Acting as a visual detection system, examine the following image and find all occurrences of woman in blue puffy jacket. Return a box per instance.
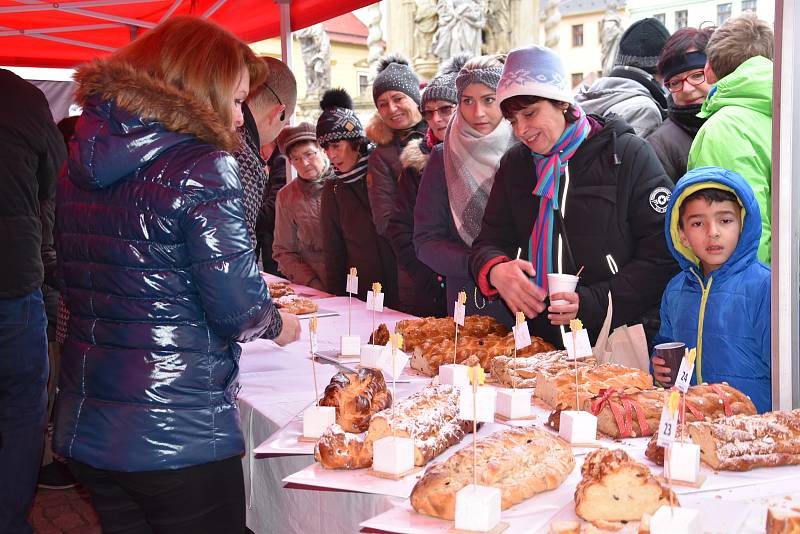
[54,16,300,533]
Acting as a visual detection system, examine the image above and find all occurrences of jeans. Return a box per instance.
[68,455,246,534]
[0,289,48,534]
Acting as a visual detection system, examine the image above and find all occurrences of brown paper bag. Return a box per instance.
[592,291,650,371]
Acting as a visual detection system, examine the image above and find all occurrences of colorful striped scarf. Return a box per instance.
[529,107,590,291]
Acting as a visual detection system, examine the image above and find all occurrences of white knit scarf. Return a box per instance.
[443,111,514,246]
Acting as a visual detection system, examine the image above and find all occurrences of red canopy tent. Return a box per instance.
[0,0,376,67]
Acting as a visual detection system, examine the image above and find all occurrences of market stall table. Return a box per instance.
[238,295,415,534]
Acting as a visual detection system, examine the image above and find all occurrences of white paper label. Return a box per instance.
[513,322,532,350]
[366,291,384,312]
[346,274,358,295]
[562,329,593,360]
[656,399,680,447]
[310,331,318,354]
[454,301,466,326]
[674,355,695,393]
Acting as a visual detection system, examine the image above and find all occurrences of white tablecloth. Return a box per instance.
[238,296,414,534]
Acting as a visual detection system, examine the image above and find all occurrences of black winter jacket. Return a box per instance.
[469,115,678,346]
[386,138,446,317]
[0,69,66,298]
[321,171,398,307]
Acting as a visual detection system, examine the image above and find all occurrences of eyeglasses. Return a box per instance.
[264,84,286,122]
[289,149,320,165]
[422,104,456,121]
[665,71,706,93]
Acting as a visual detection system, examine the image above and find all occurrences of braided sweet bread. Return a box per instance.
[410,427,575,520]
[318,368,392,433]
[267,282,294,299]
[491,351,595,389]
[274,294,318,315]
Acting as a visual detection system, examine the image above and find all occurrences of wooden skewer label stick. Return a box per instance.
[453,291,466,364]
[346,267,358,335]
[310,315,319,405]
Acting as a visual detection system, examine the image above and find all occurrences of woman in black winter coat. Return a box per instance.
[469,45,677,347]
[318,89,398,306]
[647,27,714,183]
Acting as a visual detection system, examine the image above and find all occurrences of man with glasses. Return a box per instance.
[272,123,333,290]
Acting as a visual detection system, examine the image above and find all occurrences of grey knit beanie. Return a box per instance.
[372,54,421,105]
[455,55,506,100]
[421,54,470,108]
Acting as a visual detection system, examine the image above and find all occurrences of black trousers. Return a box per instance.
[68,455,245,534]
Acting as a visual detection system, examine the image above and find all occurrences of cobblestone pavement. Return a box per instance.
[30,487,101,534]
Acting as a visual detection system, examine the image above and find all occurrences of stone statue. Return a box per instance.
[366,4,385,82]
[296,24,331,98]
[543,0,560,50]
[483,0,512,55]
[600,1,623,76]
[431,0,486,61]
[413,0,439,63]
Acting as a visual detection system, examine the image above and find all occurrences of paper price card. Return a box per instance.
[674,348,697,393]
[454,291,466,326]
[562,319,592,360]
[309,316,319,355]
[366,282,384,312]
[657,390,681,447]
[346,267,358,295]
[513,312,532,350]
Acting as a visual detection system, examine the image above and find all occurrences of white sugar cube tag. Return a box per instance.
[561,328,592,360]
[366,291,384,312]
[674,355,695,393]
[346,274,358,295]
[513,321,531,350]
[454,301,466,326]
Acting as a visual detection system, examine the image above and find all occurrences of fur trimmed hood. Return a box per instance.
[399,138,430,173]
[365,112,395,146]
[75,59,238,151]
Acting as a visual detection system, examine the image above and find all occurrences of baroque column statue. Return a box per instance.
[543,0,560,50]
[483,0,512,55]
[412,0,439,78]
[297,24,331,99]
[600,1,623,75]
[431,0,486,61]
[366,3,386,82]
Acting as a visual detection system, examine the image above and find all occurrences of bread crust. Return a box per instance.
[319,368,392,433]
[535,364,653,410]
[574,448,677,523]
[314,424,372,469]
[410,427,575,520]
[491,351,595,389]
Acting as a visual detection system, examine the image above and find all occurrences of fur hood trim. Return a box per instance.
[399,138,429,172]
[74,59,238,151]
[365,112,396,146]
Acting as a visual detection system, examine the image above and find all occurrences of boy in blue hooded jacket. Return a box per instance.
[652,166,771,412]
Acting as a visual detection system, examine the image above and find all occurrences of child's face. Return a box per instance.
[678,198,742,275]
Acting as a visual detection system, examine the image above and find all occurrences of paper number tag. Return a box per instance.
[366,291,384,312]
[674,348,696,393]
[562,329,592,360]
[309,316,319,354]
[513,322,532,350]
[657,391,681,447]
[454,292,466,327]
[346,274,358,295]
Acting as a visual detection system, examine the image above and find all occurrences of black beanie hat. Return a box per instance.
[316,88,365,147]
[615,18,671,74]
[372,54,421,105]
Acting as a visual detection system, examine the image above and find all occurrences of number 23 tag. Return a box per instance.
[657,390,681,447]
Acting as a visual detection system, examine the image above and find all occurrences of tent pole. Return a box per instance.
[771,0,800,410]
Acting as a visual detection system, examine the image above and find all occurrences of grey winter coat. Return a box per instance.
[647,117,692,183]
[272,167,333,290]
[576,77,663,138]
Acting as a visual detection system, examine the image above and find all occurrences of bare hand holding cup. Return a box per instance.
[488,259,547,319]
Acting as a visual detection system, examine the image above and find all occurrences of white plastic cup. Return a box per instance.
[547,273,579,305]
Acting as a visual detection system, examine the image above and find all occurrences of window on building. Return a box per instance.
[717,3,732,25]
[571,72,584,87]
[654,13,666,26]
[572,24,583,47]
[741,0,756,14]
[675,10,688,29]
[358,73,369,97]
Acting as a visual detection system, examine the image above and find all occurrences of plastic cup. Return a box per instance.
[654,341,686,385]
[547,273,579,305]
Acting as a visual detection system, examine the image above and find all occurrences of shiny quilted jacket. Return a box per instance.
[54,87,282,471]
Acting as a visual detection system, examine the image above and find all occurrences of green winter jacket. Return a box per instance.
[688,56,772,264]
